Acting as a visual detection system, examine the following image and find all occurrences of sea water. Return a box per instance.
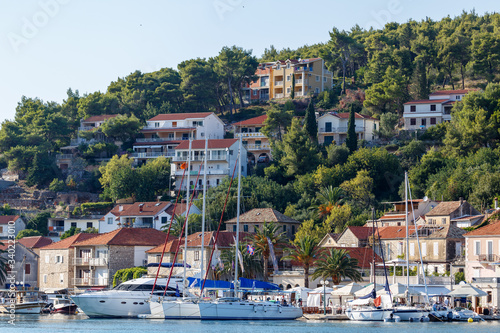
[1,314,500,333]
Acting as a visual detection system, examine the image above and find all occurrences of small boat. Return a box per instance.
[345,297,393,321]
[451,307,482,321]
[52,296,78,314]
[0,290,47,314]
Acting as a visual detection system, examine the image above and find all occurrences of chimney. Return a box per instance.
[495,197,499,210]
[459,197,463,216]
[139,203,144,212]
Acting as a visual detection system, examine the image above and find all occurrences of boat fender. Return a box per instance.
[468,317,473,323]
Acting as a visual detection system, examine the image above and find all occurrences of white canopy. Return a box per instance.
[307,287,334,307]
[448,283,487,297]
[387,283,421,298]
[331,282,363,296]
[353,283,384,297]
[285,286,312,301]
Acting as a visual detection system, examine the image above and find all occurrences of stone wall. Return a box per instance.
[39,249,73,290]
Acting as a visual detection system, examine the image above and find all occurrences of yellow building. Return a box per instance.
[269,58,333,99]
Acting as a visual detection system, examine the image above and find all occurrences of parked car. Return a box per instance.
[257,156,269,163]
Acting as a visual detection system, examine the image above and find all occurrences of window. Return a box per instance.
[397,242,403,255]
[456,95,461,100]
[422,243,427,256]
[0,226,2,233]
[430,118,436,125]
[194,251,200,261]
[282,225,287,233]
[161,216,168,224]
[286,87,291,93]
[441,218,446,224]
[315,88,320,94]
[292,225,295,234]
[430,104,436,111]
[277,64,281,70]
[154,122,160,128]
[421,119,426,126]
[168,133,174,139]
[286,75,291,81]
[253,90,257,96]
[410,243,415,256]
[45,255,50,264]
[25,264,31,275]
[325,122,332,132]
[433,242,439,256]
[71,222,77,228]
[475,241,481,255]
[56,255,64,263]
[232,225,236,232]
[374,123,377,130]
[172,121,177,127]
[43,275,47,283]
[107,217,113,225]
[323,77,327,82]
[244,225,248,232]
[316,76,320,82]
[60,273,64,284]
[410,105,416,112]
[434,266,438,274]
[286,63,290,69]
[87,222,93,229]
[324,136,334,145]
[410,118,416,126]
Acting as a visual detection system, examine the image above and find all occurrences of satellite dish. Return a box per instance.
[423,196,428,202]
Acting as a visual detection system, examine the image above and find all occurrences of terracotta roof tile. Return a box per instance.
[146,231,249,253]
[141,127,195,133]
[120,202,170,217]
[148,112,213,121]
[225,208,300,224]
[165,203,191,217]
[0,215,21,225]
[430,89,469,96]
[326,112,377,120]
[426,225,465,239]
[465,220,500,237]
[40,233,99,250]
[426,201,464,216]
[346,226,375,240]
[17,236,53,249]
[233,115,268,127]
[175,139,237,150]
[74,228,168,247]
[377,226,422,239]
[404,99,449,105]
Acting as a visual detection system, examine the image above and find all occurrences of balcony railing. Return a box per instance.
[244,143,271,151]
[172,155,228,162]
[275,81,283,86]
[236,132,266,138]
[319,126,365,133]
[78,126,95,131]
[174,169,229,176]
[295,79,303,84]
[49,226,65,232]
[73,257,109,266]
[295,91,303,96]
[275,93,284,99]
[56,154,74,160]
[73,278,109,286]
[130,152,175,158]
[135,138,174,143]
[478,254,500,262]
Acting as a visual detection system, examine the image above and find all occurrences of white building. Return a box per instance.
[317,112,379,145]
[132,112,225,165]
[0,215,26,239]
[48,216,102,240]
[403,89,470,130]
[171,139,247,191]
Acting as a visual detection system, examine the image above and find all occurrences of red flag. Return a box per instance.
[373,296,381,307]
[180,162,187,170]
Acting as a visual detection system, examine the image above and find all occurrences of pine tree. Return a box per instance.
[345,105,357,153]
[304,100,318,143]
[291,74,296,99]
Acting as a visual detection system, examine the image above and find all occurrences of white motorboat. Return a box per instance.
[0,290,47,314]
[392,305,429,321]
[71,277,183,318]
[451,307,482,321]
[345,297,393,321]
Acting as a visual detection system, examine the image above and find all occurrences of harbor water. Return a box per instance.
[1,314,500,333]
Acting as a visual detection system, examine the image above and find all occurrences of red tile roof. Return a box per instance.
[430,89,469,96]
[464,220,500,237]
[148,112,213,121]
[379,214,408,220]
[0,215,21,225]
[165,203,192,217]
[120,202,170,217]
[40,233,99,250]
[345,226,374,240]
[327,112,377,120]
[74,228,168,247]
[175,139,237,150]
[377,226,423,239]
[142,127,195,133]
[404,99,449,105]
[17,236,53,249]
[82,115,118,123]
[233,115,268,127]
[225,208,300,224]
[146,231,249,253]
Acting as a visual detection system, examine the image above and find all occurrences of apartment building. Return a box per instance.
[317,112,379,145]
[233,115,271,163]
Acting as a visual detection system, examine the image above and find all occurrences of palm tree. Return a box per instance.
[312,248,362,284]
[282,235,320,288]
[221,243,263,279]
[0,241,7,285]
[312,186,344,219]
[250,221,287,281]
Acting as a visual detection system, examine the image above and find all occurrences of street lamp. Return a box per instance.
[320,280,329,315]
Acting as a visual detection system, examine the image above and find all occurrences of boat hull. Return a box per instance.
[392,307,429,321]
[346,308,393,321]
[71,292,153,317]
[149,299,201,319]
[198,301,303,320]
[0,301,46,314]
[53,304,78,314]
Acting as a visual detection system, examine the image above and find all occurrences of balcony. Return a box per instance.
[319,126,365,133]
[78,126,95,131]
[56,154,74,160]
[130,152,175,159]
[478,254,500,263]
[236,132,266,138]
[172,155,228,162]
[295,79,303,84]
[295,91,303,97]
[275,81,283,86]
[275,93,284,99]
[49,226,65,232]
[244,143,271,151]
[174,169,229,176]
[73,278,109,286]
[73,256,109,266]
[135,138,175,143]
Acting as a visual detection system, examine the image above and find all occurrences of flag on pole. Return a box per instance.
[237,248,245,274]
[266,237,279,274]
[246,244,255,255]
[180,162,187,170]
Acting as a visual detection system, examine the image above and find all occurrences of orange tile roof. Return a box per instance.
[426,201,464,216]
[82,115,118,123]
[73,228,168,247]
[430,89,469,96]
[327,112,377,120]
[464,220,500,237]
[146,231,249,253]
[0,215,21,224]
[165,203,191,217]
[379,214,407,220]
[404,99,449,105]
[148,112,213,121]
[306,247,380,269]
[120,201,170,217]
[17,236,53,249]
[377,226,423,239]
[345,226,374,240]
[40,233,99,250]
[175,139,237,150]
[141,127,195,133]
[233,115,268,127]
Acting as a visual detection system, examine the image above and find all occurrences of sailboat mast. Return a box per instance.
[371,207,375,287]
[234,137,242,297]
[201,137,208,285]
[184,139,192,291]
[405,172,410,291]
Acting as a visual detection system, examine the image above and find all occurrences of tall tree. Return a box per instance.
[261,104,293,141]
[281,118,320,177]
[250,221,287,281]
[311,248,362,284]
[304,100,317,142]
[282,235,320,288]
[345,105,357,153]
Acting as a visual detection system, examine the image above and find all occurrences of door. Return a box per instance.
[325,122,332,132]
[80,269,91,284]
[455,242,462,258]
[80,249,91,263]
[488,241,493,261]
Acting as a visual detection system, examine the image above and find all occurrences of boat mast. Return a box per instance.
[234,136,242,297]
[405,172,410,295]
[183,139,192,293]
[371,207,376,288]
[200,137,208,287]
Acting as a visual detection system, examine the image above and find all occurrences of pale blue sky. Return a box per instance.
[0,0,498,124]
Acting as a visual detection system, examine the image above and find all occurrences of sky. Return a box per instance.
[0,0,499,125]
